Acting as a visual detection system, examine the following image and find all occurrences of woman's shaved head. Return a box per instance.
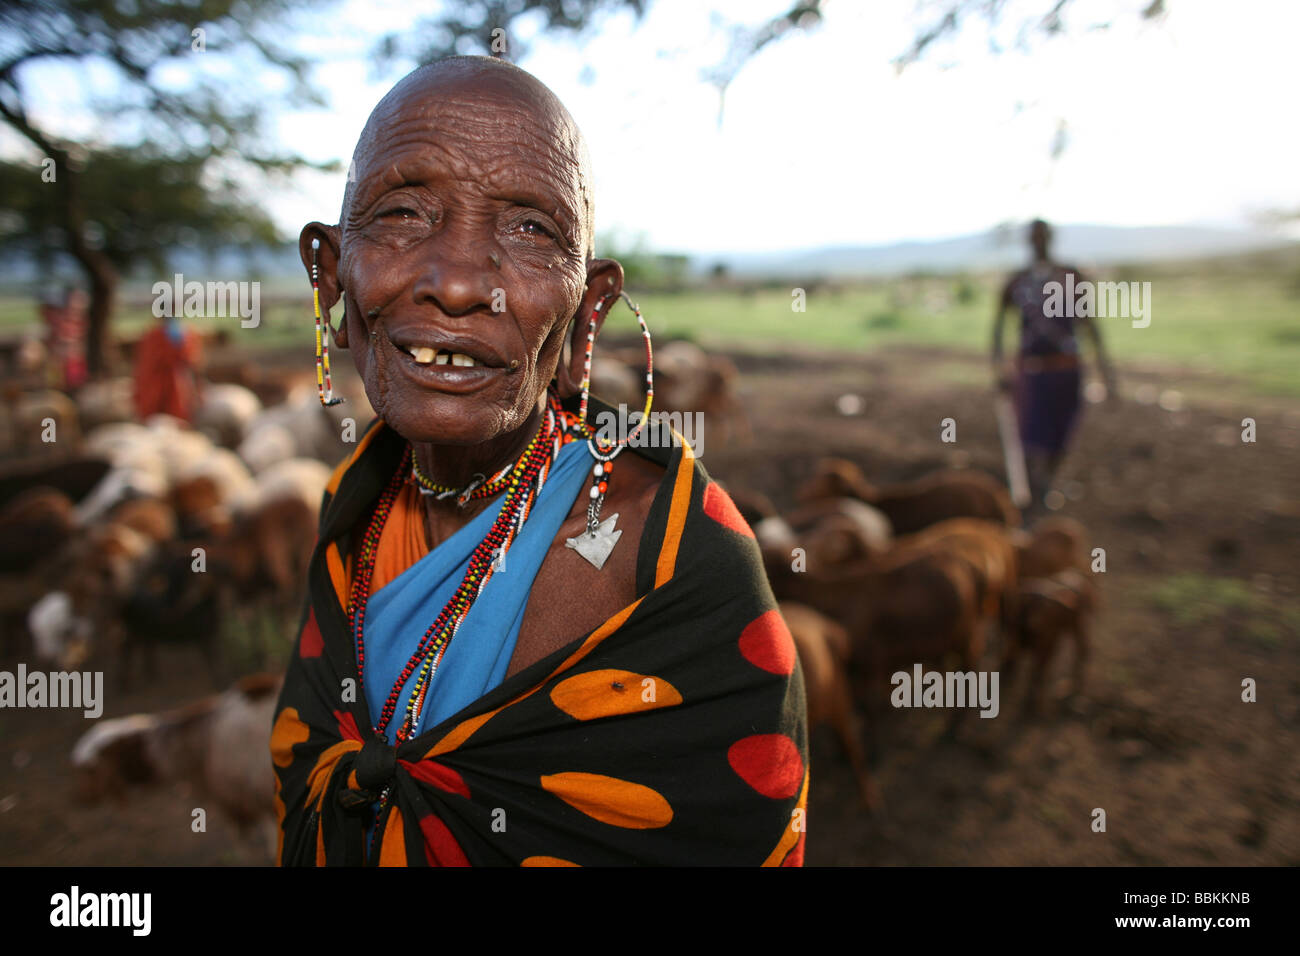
[343,56,595,260]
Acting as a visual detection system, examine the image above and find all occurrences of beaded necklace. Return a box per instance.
[409,455,514,506]
[348,390,585,748]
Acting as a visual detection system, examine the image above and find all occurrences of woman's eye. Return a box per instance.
[521,219,556,239]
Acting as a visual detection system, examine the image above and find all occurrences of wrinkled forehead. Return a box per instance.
[344,62,594,249]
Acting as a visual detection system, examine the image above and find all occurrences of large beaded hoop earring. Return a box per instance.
[578,290,653,445]
[563,291,655,570]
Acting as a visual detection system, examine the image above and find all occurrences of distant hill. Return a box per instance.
[3,223,1295,291]
[707,224,1297,279]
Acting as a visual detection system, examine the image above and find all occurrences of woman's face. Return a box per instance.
[316,66,613,447]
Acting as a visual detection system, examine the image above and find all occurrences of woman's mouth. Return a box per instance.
[404,345,487,367]
[385,335,510,394]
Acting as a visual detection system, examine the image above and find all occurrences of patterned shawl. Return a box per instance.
[270,397,809,866]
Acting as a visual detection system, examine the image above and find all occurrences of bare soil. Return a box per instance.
[1,343,1296,865]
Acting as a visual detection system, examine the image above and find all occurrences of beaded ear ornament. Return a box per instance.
[310,237,345,407]
[563,290,654,570]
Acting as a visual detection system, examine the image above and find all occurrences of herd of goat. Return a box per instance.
[739,458,1096,809]
[1,373,348,846]
[0,342,1098,851]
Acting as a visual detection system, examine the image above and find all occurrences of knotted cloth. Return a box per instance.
[271,397,809,866]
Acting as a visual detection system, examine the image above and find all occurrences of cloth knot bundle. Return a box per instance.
[352,734,397,793]
[271,398,809,866]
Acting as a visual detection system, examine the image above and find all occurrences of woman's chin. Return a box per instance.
[377,397,517,448]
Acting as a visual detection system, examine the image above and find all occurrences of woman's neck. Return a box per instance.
[410,391,548,520]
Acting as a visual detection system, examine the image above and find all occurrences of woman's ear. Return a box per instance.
[299,223,348,349]
[555,257,625,399]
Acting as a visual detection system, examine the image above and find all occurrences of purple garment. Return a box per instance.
[1006,263,1087,454]
[1015,365,1082,456]
[1007,265,1082,357]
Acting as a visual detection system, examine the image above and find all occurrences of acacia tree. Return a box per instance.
[0,0,334,375]
[372,0,825,115]
[374,1,1164,103]
[893,0,1167,70]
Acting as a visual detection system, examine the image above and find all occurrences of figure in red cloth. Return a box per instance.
[39,285,89,392]
[133,314,203,422]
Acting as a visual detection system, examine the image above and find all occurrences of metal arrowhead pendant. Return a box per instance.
[566,513,622,570]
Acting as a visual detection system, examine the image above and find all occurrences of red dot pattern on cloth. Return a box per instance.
[299,608,323,658]
[737,609,797,676]
[702,482,754,538]
[419,813,470,866]
[727,734,804,799]
[401,759,471,799]
[333,709,363,743]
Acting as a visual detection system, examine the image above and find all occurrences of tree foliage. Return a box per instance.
[892,0,1167,71]
[0,0,334,374]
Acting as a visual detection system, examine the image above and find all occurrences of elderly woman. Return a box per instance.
[270,56,808,866]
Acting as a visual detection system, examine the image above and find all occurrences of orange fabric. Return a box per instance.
[132,325,202,421]
[369,482,429,594]
[539,773,674,829]
[548,669,682,720]
[305,739,362,814]
[423,596,645,760]
[761,770,809,866]
[326,418,387,495]
[270,708,310,768]
[378,808,407,866]
[520,856,580,867]
[328,544,349,611]
[654,435,695,587]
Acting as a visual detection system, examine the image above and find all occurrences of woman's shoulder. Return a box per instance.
[619,433,771,599]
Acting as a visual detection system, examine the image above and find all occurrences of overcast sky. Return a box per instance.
[10,0,1300,255]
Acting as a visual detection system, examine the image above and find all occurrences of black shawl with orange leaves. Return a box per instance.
[271,398,808,866]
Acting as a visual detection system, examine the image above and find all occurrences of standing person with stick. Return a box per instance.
[992,219,1116,512]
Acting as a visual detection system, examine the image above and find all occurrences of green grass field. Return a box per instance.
[3,250,1298,397]
[632,270,1300,397]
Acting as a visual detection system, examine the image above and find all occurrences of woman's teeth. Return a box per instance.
[406,346,482,367]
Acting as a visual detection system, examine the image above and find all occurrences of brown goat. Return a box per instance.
[105,496,178,546]
[892,518,1018,636]
[781,601,880,810]
[754,498,893,581]
[0,485,77,573]
[798,458,1021,533]
[1003,569,1097,713]
[1014,516,1089,580]
[71,672,282,839]
[0,486,77,656]
[766,545,983,707]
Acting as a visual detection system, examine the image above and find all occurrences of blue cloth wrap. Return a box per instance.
[359,438,593,743]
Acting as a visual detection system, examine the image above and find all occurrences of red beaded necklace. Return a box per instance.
[347,391,585,745]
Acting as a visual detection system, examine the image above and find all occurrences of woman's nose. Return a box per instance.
[410,237,499,318]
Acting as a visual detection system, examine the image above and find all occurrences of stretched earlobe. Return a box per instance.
[555,258,625,398]
[299,222,342,308]
[304,228,346,407]
[554,307,600,400]
[332,299,349,350]
[300,222,349,350]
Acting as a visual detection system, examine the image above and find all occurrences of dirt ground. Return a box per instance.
[1,342,1296,865]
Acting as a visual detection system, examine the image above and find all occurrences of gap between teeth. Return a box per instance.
[408,347,480,367]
